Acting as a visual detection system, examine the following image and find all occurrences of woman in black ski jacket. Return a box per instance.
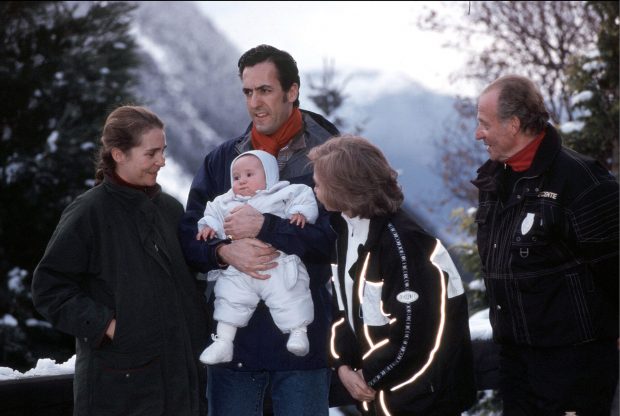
[309,135,476,416]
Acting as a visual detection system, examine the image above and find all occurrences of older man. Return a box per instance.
[473,75,619,415]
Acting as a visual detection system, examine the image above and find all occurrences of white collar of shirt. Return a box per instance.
[341,213,370,330]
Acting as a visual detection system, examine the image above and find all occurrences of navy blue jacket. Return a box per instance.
[179,110,339,371]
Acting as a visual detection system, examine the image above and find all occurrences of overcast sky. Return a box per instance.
[195,1,477,96]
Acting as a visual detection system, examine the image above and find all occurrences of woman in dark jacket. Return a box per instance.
[32,106,208,416]
[308,136,476,416]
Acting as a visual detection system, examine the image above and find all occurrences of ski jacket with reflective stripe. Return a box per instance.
[329,209,476,414]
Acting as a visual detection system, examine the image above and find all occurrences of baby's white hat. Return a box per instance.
[231,150,280,190]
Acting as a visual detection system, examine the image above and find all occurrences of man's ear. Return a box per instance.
[287,83,299,103]
[510,116,521,136]
[111,147,125,163]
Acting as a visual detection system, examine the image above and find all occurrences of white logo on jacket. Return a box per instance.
[538,191,558,199]
[396,290,419,304]
[521,212,535,235]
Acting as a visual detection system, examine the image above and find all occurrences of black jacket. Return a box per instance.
[32,180,208,416]
[178,110,339,371]
[473,124,619,347]
[329,210,476,415]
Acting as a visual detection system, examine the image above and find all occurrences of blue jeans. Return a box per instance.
[207,366,331,416]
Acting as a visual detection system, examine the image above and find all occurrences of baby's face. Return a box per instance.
[232,155,267,197]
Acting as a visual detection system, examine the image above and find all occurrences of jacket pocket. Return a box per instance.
[474,204,492,261]
[510,203,568,270]
[91,354,164,416]
[518,268,595,345]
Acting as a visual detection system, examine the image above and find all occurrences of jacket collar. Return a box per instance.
[234,109,339,155]
[330,211,392,252]
[472,123,562,192]
[103,175,161,201]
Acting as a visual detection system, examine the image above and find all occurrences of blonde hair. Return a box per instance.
[308,135,403,218]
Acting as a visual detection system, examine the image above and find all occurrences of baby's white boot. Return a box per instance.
[199,322,236,365]
[286,327,309,357]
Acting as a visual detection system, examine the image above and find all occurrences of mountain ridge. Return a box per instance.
[131,1,468,244]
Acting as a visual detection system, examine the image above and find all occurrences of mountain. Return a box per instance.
[130,2,469,244]
[314,71,468,243]
[131,1,248,176]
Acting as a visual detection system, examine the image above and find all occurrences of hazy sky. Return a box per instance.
[196,1,476,96]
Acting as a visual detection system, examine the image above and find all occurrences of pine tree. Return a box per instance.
[307,59,367,134]
[564,1,619,176]
[0,1,140,370]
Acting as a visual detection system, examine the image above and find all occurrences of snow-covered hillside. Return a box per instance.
[132,2,477,245]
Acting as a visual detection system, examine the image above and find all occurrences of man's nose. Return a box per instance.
[475,127,484,141]
[249,93,261,108]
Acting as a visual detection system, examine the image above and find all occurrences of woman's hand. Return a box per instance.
[337,365,376,402]
[105,318,116,340]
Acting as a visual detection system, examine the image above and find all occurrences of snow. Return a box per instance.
[25,318,53,329]
[8,267,27,293]
[4,161,23,184]
[571,90,593,106]
[467,278,485,292]
[0,356,75,381]
[47,130,59,153]
[132,26,173,74]
[469,308,493,341]
[80,142,95,151]
[560,120,585,134]
[583,60,604,73]
[1,314,18,327]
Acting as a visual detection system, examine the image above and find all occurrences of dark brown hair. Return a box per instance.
[482,75,550,135]
[308,135,403,218]
[238,44,300,107]
[94,106,164,184]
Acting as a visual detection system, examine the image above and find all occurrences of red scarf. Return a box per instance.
[506,130,546,172]
[251,108,303,156]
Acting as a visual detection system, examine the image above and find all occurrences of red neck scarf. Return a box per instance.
[506,130,546,172]
[251,108,303,156]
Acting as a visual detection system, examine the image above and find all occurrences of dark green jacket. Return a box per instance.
[32,179,208,416]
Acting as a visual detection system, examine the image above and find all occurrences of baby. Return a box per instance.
[196,150,317,364]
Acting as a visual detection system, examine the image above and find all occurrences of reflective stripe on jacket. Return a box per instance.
[329,210,476,414]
